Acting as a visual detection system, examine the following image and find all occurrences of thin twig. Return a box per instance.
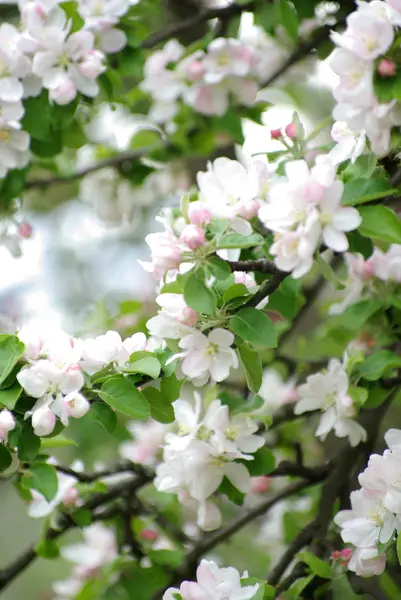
[268,521,317,586]
[54,462,139,483]
[245,272,287,308]
[26,147,158,189]
[229,259,281,275]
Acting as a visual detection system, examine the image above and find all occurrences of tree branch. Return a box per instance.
[141,2,257,49]
[268,521,316,586]
[150,478,326,600]
[0,468,152,593]
[54,461,139,483]
[25,147,157,189]
[229,259,281,275]
[245,271,287,308]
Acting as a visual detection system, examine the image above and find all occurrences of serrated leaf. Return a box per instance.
[184,272,217,315]
[339,299,382,330]
[0,443,12,471]
[230,308,277,347]
[358,350,401,381]
[99,375,149,419]
[207,256,232,280]
[89,402,117,434]
[142,386,174,424]
[237,343,262,393]
[359,205,401,244]
[25,462,58,502]
[0,335,25,385]
[342,177,395,206]
[216,233,264,249]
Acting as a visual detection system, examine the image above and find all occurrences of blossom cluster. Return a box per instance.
[154,387,264,530]
[141,36,265,128]
[53,523,118,600]
[163,559,259,600]
[328,0,401,162]
[295,358,367,447]
[330,244,401,314]
[16,327,148,436]
[335,428,401,577]
[0,0,133,179]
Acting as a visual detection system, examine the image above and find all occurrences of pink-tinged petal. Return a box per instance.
[99,27,126,53]
[181,351,210,379]
[190,464,223,500]
[208,328,234,348]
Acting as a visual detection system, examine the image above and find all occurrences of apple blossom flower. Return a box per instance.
[27,461,80,518]
[119,419,168,466]
[0,121,30,178]
[329,121,366,165]
[0,409,15,443]
[78,0,130,53]
[60,524,118,577]
[331,9,394,61]
[348,546,386,577]
[188,201,211,226]
[295,358,367,446]
[255,368,298,415]
[168,328,238,385]
[233,271,258,292]
[139,229,182,280]
[32,29,105,104]
[17,326,43,361]
[180,224,205,250]
[163,559,259,600]
[80,330,145,374]
[147,293,197,340]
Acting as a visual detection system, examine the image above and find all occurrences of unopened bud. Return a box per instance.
[270,128,282,139]
[180,224,205,250]
[285,123,297,139]
[18,222,32,238]
[251,476,272,494]
[188,201,211,227]
[140,528,159,541]
[378,58,396,77]
[180,306,198,326]
[187,60,205,81]
[63,486,79,507]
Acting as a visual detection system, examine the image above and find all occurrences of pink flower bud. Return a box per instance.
[180,306,198,326]
[331,550,341,560]
[80,50,105,78]
[237,46,255,62]
[35,3,46,18]
[340,548,353,563]
[363,259,376,280]
[180,224,205,250]
[234,272,247,286]
[63,487,79,507]
[140,528,159,542]
[32,407,56,437]
[50,78,76,105]
[270,128,282,139]
[235,198,261,220]
[285,122,297,139]
[284,389,299,403]
[188,202,211,226]
[67,363,81,373]
[251,476,272,494]
[378,58,396,77]
[18,222,32,238]
[187,60,205,81]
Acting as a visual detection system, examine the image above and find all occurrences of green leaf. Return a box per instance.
[359,205,401,244]
[184,272,217,315]
[207,256,232,280]
[30,132,63,157]
[397,533,401,565]
[342,154,377,180]
[25,462,58,502]
[275,0,299,41]
[223,284,250,303]
[142,386,175,424]
[0,335,25,385]
[18,420,41,461]
[35,538,59,559]
[244,447,275,476]
[268,277,302,320]
[40,434,78,449]
[364,385,392,409]
[348,386,368,407]
[219,476,245,505]
[89,402,117,434]
[358,350,401,381]
[342,177,395,206]
[297,551,332,579]
[99,375,150,419]
[216,233,264,249]
[72,508,93,527]
[241,578,274,600]
[212,112,244,144]
[160,374,181,403]
[332,573,363,600]
[127,351,161,379]
[60,1,85,31]
[148,549,184,568]
[237,343,262,393]
[230,308,277,347]
[339,299,382,330]
[0,382,22,409]
[283,574,314,599]
[0,443,12,472]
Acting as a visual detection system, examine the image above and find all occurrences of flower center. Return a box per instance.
[207,342,219,356]
[0,130,9,142]
[217,53,230,66]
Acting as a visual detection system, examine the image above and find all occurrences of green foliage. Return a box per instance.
[18,419,41,461]
[357,350,401,381]
[237,343,262,393]
[341,176,396,206]
[275,0,299,42]
[219,476,245,505]
[0,335,25,386]
[184,271,217,315]
[126,351,161,379]
[0,382,22,410]
[216,233,264,249]
[230,308,277,347]
[89,402,117,434]
[359,205,401,244]
[99,376,150,419]
[142,386,175,423]
[244,447,275,476]
[267,277,302,320]
[0,443,12,472]
[23,462,58,502]
[297,550,332,578]
[339,299,382,330]
[35,538,59,559]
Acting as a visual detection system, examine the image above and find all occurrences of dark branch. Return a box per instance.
[270,460,330,482]
[245,271,287,308]
[54,461,138,483]
[268,521,316,586]
[141,2,256,49]
[228,259,281,275]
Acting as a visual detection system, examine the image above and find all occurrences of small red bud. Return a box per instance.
[378,58,396,77]
[18,222,32,238]
[140,529,158,541]
[270,128,282,139]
